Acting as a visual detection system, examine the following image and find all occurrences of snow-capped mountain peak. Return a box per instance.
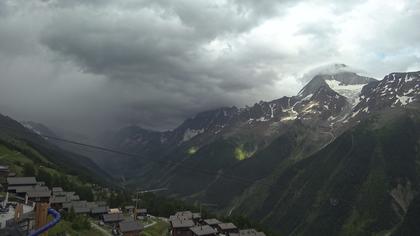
[298,64,377,107]
[349,71,420,120]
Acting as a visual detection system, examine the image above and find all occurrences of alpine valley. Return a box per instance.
[30,64,420,235]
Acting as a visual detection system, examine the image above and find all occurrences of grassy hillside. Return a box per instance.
[0,113,113,186]
[0,138,97,201]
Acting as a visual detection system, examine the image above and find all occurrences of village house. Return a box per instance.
[73,206,90,215]
[91,206,109,219]
[118,220,144,236]
[7,177,51,204]
[52,187,63,192]
[50,195,68,210]
[63,200,87,211]
[216,223,239,235]
[203,219,221,228]
[7,177,37,192]
[102,213,125,225]
[171,219,195,236]
[175,211,193,220]
[190,225,218,236]
[26,189,51,203]
[96,201,107,206]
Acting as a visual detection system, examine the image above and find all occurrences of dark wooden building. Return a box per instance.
[171,219,194,236]
[26,190,51,203]
[119,220,143,236]
[216,223,239,235]
[103,213,125,225]
[190,225,217,236]
[203,219,221,228]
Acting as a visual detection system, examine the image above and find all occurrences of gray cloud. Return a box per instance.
[0,0,419,137]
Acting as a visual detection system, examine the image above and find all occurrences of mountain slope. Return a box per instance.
[0,113,113,185]
[97,67,419,235]
[229,107,419,235]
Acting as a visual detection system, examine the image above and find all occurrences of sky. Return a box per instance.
[0,0,419,137]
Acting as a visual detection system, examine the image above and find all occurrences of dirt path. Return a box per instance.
[144,221,157,228]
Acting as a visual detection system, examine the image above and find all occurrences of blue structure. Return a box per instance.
[28,208,61,236]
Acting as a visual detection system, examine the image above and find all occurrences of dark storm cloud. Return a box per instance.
[0,0,419,136]
[40,0,290,89]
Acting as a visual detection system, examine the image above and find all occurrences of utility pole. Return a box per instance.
[133,188,167,220]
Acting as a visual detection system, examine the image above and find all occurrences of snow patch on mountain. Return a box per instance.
[22,123,42,135]
[325,79,367,106]
[281,107,298,121]
[396,95,411,105]
[182,128,205,142]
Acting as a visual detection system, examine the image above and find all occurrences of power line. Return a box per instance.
[0,123,267,187]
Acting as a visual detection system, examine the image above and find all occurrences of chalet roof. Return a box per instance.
[175,211,193,220]
[103,213,124,223]
[7,177,37,186]
[190,225,217,236]
[63,201,87,209]
[171,219,194,228]
[27,190,51,198]
[96,201,107,206]
[52,187,63,192]
[119,220,143,232]
[91,206,109,214]
[86,202,98,208]
[53,191,66,197]
[203,219,221,225]
[12,185,48,193]
[74,207,90,214]
[50,196,68,204]
[218,223,237,230]
[51,192,79,203]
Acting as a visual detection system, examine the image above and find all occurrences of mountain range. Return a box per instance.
[14,64,420,235]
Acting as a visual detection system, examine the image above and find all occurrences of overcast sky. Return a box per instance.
[0,0,419,136]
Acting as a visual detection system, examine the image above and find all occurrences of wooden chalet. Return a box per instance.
[216,223,239,235]
[190,225,217,236]
[118,220,144,236]
[171,219,194,236]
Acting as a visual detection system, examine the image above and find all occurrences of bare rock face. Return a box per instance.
[390,180,415,215]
